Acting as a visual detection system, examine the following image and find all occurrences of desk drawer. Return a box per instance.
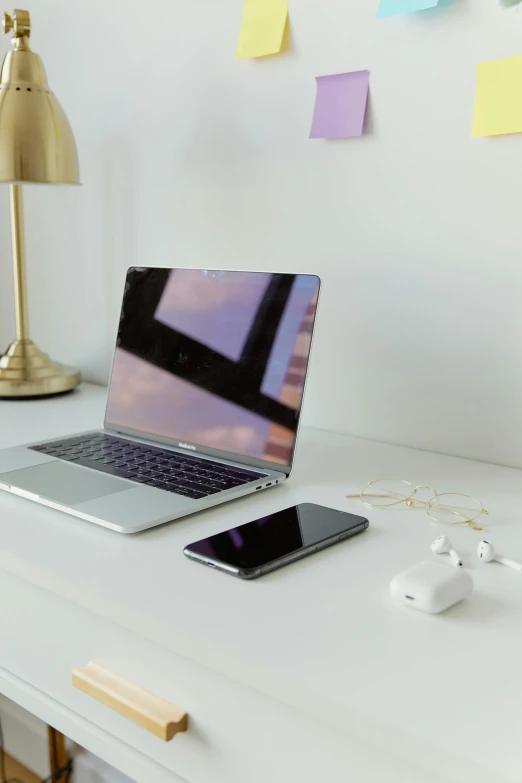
[0,569,438,783]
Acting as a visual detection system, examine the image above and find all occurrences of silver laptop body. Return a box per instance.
[0,268,320,534]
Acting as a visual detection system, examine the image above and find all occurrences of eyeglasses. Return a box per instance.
[347,478,488,531]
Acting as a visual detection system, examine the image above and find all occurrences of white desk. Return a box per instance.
[1,384,522,783]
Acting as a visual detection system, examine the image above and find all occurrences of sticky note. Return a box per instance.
[472,56,522,137]
[235,0,288,60]
[310,71,370,139]
[377,0,439,18]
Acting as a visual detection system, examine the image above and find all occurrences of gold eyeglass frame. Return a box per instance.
[347,478,488,531]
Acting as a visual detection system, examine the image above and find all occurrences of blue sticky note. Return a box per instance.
[377,0,439,18]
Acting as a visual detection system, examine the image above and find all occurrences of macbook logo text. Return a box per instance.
[179,442,196,451]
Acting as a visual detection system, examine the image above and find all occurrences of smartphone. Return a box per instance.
[183,503,369,579]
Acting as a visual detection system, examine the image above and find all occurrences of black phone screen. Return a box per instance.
[184,503,368,571]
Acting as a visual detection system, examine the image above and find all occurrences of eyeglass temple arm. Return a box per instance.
[347,491,418,502]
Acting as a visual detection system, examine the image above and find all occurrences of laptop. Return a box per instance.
[0,268,320,533]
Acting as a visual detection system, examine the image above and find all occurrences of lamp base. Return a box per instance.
[0,339,81,398]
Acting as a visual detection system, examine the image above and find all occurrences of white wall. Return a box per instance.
[1,0,522,467]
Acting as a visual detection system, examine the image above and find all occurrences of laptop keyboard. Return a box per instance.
[30,433,268,500]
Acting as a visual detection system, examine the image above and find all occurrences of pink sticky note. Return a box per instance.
[310,71,369,139]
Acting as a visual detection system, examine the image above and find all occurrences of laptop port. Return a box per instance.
[266,482,272,487]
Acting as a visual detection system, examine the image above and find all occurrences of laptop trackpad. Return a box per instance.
[0,460,131,506]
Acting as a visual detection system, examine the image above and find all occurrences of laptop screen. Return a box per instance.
[105,268,320,470]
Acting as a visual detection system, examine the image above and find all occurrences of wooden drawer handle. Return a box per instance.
[72,661,188,742]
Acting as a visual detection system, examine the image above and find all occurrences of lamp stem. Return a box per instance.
[9,183,29,342]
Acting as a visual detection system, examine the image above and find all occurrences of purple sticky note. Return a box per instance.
[310,70,370,139]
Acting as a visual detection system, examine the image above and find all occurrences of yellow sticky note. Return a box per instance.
[235,0,288,60]
[472,56,522,138]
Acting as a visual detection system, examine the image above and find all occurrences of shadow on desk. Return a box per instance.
[444,592,511,623]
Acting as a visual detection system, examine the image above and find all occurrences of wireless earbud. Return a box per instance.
[477,540,522,572]
[431,535,463,567]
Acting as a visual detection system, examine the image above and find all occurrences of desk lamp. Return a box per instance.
[0,9,80,397]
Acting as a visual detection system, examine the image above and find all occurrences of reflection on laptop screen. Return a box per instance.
[105,268,320,467]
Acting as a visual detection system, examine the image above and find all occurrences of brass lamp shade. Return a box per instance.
[0,9,81,397]
[0,28,79,183]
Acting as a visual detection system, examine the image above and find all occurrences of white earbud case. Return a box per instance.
[389,560,473,614]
